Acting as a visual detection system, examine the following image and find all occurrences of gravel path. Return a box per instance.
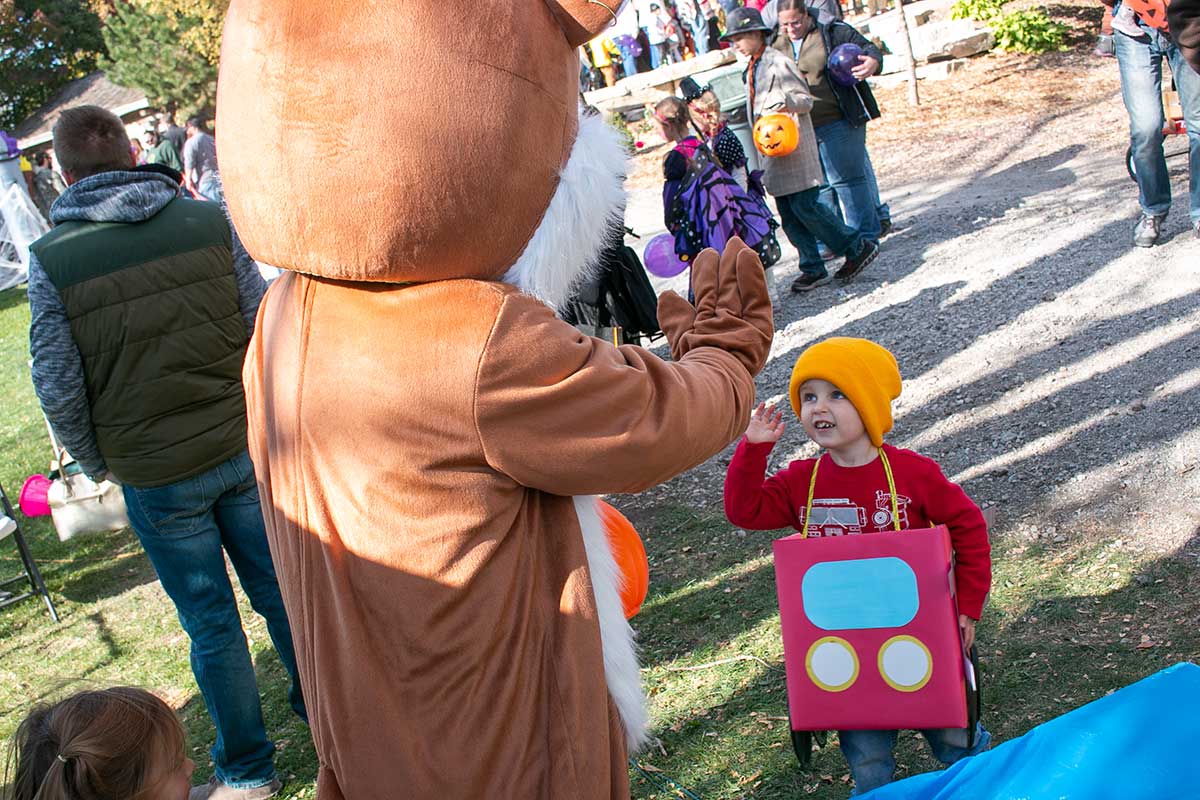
[617,49,1199,557]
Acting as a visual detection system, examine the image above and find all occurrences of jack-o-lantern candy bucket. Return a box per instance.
[753,112,800,158]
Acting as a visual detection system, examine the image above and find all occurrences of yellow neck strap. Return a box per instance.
[801,447,899,539]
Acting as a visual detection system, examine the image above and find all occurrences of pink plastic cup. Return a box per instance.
[18,474,52,517]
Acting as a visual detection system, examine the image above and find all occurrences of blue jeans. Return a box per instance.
[616,40,639,77]
[865,152,891,224]
[1115,22,1200,222]
[815,119,884,239]
[197,171,224,205]
[839,723,991,795]
[124,451,305,789]
[690,20,710,55]
[644,29,663,69]
[776,185,867,277]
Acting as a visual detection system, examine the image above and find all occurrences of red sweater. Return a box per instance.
[724,440,992,619]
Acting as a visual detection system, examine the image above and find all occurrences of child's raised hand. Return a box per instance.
[745,402,785,444]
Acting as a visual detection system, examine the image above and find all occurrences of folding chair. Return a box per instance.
[0,483,60,622]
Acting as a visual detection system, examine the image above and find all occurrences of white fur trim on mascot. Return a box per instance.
[502,112,649,751]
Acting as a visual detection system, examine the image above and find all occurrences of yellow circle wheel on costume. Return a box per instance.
[596,500,649,620]
[753,113,800,158]
[878,635,933,692]
[805,636,859,692]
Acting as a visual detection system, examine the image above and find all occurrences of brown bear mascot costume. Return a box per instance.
[217,2,774,797]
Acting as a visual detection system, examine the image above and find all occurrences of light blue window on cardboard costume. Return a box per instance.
[801,557,919,631]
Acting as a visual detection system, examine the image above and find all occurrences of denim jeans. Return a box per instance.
[690,20,710,55]
[865,151,891,224]
[839,723,992,795]
[616,40,639,77]
[645,29,663,69]
[776,185,866,277]
[197,171,224,205]
[124,450,305,789]
[1114,22,1200,222]
[814,119,885,239]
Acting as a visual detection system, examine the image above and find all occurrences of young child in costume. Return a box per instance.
[653,95,779,301]
[6,687,195,800]
[723,337,993,795]
[682,79,753,190]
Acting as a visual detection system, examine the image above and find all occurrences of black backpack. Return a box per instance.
[561,234,661,346]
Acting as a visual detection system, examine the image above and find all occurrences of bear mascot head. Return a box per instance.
[218,2,774,797]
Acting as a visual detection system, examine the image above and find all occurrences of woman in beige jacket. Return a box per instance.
[723,6,880,292]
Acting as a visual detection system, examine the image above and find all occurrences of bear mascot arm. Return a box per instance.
[477,241,771,495]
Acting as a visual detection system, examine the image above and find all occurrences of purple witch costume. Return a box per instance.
[661,136,777,267]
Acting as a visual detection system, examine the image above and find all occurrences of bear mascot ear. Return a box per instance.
[549,0,624,47]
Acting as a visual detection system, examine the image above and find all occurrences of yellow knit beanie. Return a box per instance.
[788,338,902,447]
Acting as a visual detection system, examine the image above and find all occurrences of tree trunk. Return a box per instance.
[896,0,921,106]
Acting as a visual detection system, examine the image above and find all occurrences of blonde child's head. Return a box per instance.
[5,687,194,800]
[688,90,723,138]
[788,338,902,449]
[653,96,692,143]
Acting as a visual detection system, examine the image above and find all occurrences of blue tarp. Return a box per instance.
[862,662,1200,799]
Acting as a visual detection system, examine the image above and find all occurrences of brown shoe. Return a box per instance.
[189,777,282,800]
[834,240,879,282]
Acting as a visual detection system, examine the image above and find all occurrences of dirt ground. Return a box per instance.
[612,16,1198,795]
[618,19,1199,558]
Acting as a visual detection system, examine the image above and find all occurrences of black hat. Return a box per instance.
[680,76,707,102]
[719,7,773,41]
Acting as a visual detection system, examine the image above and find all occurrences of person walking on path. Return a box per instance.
[1113,0,1200,244]
[678,0,711,55]
[724,7,879,292]
[761,0,844,26]
[159,117,188,154]
[588,35,621,85]
[652,3,684,64]
[773,0,892,240]
[183,116,222,203]
[30,153,66,222]
[638,0,667,68]
[144,127,184,172]
[613,4,643,77]
[27,105,305,800]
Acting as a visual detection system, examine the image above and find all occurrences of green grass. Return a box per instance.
[624,502,1199,798]
[0,287,317,796]
[0,283,1195,799]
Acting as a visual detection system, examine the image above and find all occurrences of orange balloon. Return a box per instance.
[753,112,800,158]
[596,500,649,619]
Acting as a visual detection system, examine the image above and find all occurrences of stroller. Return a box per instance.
[561,227,662,347]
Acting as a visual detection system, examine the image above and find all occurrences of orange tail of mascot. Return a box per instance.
[219,2,774,798]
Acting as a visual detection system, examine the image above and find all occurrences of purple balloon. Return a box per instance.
[828,43,865,87]
[643,233,689,278]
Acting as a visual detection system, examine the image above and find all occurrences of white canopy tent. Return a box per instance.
[0,156,48,291]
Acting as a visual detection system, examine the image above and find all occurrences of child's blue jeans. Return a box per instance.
[839,723,991,795]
